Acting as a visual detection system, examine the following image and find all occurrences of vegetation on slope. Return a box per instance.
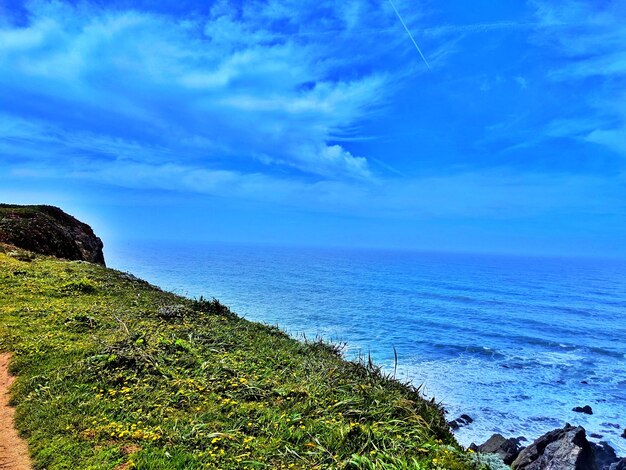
[0,243,486,469]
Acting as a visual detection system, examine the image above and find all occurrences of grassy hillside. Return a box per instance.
[0,243,485,469]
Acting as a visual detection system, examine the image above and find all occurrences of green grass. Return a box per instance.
[0,243,488,469]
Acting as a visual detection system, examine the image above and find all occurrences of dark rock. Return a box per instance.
[622,429,626,438]
[0,204,105,265]
[573,405,594,415]
[475,433,524,465]
[582,381,589,384]
[511,424,597,470]
[590,433,604,439]
[448,414,473,430]
[590,441,619,470]
[610,459,626,470]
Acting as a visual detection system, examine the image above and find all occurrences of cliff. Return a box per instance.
[0,204,105,265]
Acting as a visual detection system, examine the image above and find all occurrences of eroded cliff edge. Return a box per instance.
[0,204,105,265]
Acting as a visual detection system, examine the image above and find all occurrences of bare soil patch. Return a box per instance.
[0,353,32,470]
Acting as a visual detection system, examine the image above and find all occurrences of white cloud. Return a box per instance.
[6,121,619,220]
[514,76,528,89]
[531,0,626,157]
[586,128,626,155]
[0,0,406,180]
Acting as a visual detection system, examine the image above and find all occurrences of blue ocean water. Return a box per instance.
[107,241,626,454]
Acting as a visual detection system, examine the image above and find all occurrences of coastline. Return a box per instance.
[106,239,626,458]
[1,242,624,468]
[1,205,624,468]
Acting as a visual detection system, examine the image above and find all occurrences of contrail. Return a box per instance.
[387,0,430,69]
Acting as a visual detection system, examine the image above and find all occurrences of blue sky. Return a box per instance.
[1,0,625,257]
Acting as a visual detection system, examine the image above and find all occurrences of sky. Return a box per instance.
[1,0,625,258]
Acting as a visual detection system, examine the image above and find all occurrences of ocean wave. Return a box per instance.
[432,343,506,359]
[587,346,626,359]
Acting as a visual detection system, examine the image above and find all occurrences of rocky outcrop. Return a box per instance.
[471,433,523,465]
[573,405,594,415]
[591,441,620,470]
[610,459,626,470]
[448,414,473,430]
[0,204,105,265]
[478,425,625,470]
[511,424,597,470]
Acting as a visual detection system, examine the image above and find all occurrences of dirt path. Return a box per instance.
[0,353,32,470]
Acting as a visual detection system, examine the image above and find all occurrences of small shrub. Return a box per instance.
[94,336,156,373]
[7,250,36,262]
[64,312,98,331]
[156,304,194,320]
[304,337,346,358]
[472,452,510,470]
[61,278,97,294]
[190,296,234,318]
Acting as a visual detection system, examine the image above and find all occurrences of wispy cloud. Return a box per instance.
[0,0,414,182]
[424,20,538,37]
[2,0,624,249]
[7,123,621,221]
[531,0,626,158]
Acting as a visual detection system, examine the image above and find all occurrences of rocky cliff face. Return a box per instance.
[0,204,105,265]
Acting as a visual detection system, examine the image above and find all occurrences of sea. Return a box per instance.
[106,241,626,455]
